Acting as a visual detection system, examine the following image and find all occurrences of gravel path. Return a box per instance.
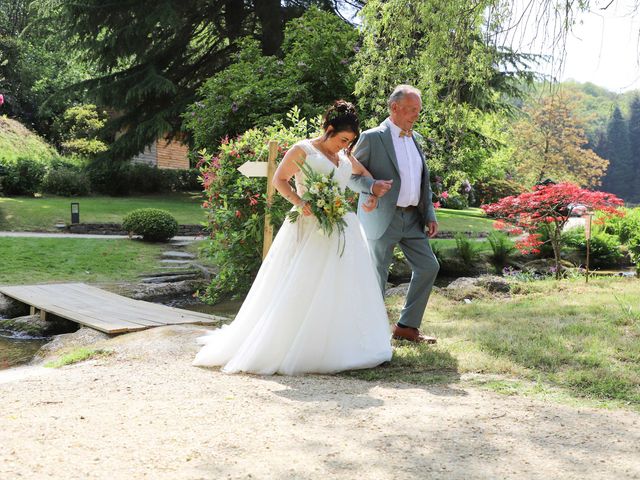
[1,325,638,480]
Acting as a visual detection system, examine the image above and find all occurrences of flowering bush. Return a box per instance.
[482,182,623,279]
[197,108,321,303]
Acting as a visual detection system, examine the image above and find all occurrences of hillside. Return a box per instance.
[0,116,58,161]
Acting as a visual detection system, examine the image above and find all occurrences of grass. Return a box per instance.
[0,197,492,234]
[435,207,496,233]
[343,277,640,409]
[0,237,170,285]
[45,347,112,368]
[0,192,205,231]
[0,116,58,162]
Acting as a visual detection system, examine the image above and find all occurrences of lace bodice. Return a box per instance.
[293,139,352,195]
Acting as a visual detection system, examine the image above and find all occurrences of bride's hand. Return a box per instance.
[362,194,378,212]
[299,201,313,216]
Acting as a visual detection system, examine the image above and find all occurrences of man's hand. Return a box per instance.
[427,221,438,238]
[362,195,378,212]
[372,179,393,198]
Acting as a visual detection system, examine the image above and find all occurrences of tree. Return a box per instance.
[510,91,609,187]
[351,0,538,191]
[600,106,633,201]
[46,0,357,160]
[627,95,640,202]
[482,183,623,279]
[184,8,358,151]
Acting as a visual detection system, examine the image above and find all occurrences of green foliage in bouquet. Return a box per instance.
[287,162,353,256]
[197,108,321,303]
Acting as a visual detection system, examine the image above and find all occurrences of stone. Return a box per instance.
[0,314,78,336]
[0,294,30,318]
[385,283,410,297]
[35,327,111,360]
[162,251,196,259]
[442,275,511,301]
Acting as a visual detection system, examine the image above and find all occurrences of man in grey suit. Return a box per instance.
[349,85,439,343]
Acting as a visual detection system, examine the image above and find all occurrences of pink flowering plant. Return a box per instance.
[196,108,320,302]
[482,182,623,279]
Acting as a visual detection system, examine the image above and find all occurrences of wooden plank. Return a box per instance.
[0,283,219,334]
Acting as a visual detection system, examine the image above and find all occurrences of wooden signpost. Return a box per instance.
[237,140,278,260]
[583,212,593,283]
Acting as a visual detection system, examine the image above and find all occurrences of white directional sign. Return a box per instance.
[237,141,279,259]
[237,161,268,178]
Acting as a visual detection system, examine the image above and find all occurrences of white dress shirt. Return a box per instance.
[387,119,423,207]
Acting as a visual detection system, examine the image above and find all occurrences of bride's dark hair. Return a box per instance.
[322,100,360,150]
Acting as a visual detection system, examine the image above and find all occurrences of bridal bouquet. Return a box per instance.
[287,162,353,255]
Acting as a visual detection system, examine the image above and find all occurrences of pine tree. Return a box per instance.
[627,95,640,202]
[601,106,633,201]
[48,0,354,159]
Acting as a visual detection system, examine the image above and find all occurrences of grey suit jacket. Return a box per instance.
[348,119,437,240]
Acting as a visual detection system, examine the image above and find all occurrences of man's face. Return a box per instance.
[390,93,422,131]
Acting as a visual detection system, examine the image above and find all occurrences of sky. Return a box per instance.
[560,1,640,92]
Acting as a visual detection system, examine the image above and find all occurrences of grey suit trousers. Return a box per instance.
[368,208,440,329]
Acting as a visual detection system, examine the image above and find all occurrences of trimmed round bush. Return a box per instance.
[122,208,179,242]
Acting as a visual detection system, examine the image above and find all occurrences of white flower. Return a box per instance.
[317,199,326,207]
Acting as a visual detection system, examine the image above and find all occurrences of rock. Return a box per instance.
[385,283,410,297]
[35,327,111,360]
[522,259,574,275]
[113,280,206,301]
[0,314,78,336]
[162,251,196,259]
[442,275,510,301]
[0,294,29,318]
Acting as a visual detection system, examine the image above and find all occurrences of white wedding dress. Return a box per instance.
[193,139,392,375]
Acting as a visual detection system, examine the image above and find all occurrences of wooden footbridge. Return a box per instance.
[0,283,220,334]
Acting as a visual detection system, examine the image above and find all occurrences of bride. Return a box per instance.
[193,100,393,375]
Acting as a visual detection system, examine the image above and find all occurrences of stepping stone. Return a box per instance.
[140,274,200,284]
[160,259,192,265]
[139,270,200,278]
[162,251,196,259]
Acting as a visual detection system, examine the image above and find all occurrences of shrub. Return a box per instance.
[441,192,468,210]
[160,168,201,192]
[196,108,318,303]
[0,157,47,195]
[454,233,480,265]
[487,231,515,272]
[128,163,166,193]
[474,178,525,206]
[85,160,131,195]
[122,208,178,242]
[41,167,91,196]
[563,227,624,268]
[600,207,640,244]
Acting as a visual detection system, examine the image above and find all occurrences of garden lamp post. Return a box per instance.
[71,202,80,224]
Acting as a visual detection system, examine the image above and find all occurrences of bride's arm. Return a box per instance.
[272,145,313,216]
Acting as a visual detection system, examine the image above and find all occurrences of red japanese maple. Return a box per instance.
[482,182,624,278]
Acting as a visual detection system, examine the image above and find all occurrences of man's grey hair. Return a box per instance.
[387,85,422,111]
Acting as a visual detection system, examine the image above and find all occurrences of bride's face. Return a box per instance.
[324,127,357,153]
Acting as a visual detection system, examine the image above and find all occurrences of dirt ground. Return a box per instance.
[1,325,639,480]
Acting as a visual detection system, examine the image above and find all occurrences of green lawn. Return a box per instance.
[0,196,493,234]
[435,207,496,233]
[344,277,640,409]
[0,237,169,284]
[0,192,205,231]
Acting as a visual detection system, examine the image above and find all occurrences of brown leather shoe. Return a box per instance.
[392,324,437,344]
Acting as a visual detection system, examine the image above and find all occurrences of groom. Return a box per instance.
[349,85,440,344]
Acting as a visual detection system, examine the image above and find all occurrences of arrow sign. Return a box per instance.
[237,141,279,260]
[237,161,268,177]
